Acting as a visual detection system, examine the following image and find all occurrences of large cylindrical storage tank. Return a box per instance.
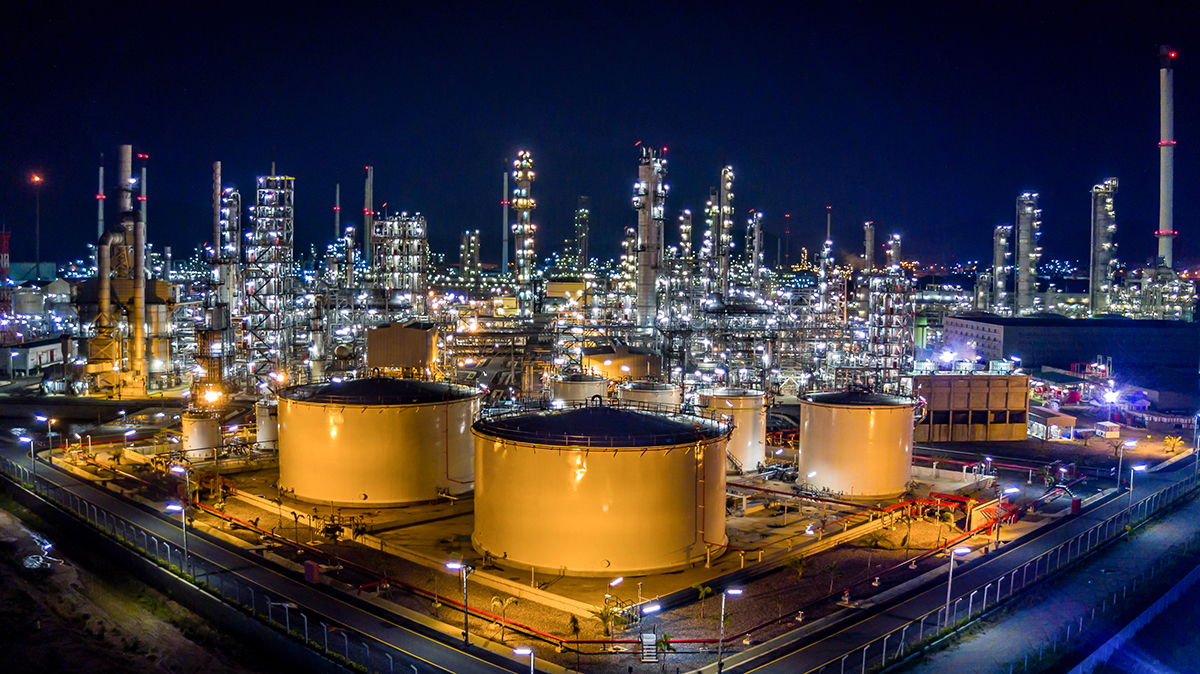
[182,411,222,461]
[617,381,682,410]
[473,406,730,575]
[255,401,279,449]
[278,378,481,506]
[699,388,767,472]
[13,288,44,316]
[798,391,916,500]
[548,373,608,404]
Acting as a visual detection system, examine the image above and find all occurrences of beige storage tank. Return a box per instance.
[798,391,917,500]
[278,378,481,506]
[182,411,222,461]
[255,401,279,450]
[473,406,730,576]
[548,373,608,404]
[699,388,767,472]
[617,381,682,409]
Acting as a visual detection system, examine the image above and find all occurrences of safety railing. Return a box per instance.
[799,469,1200,674]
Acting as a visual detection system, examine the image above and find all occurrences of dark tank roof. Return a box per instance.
[281,377,479,405]
[557,373,606,382]
[474,406,728,448]
[622,381,677,391]
[804,391,914,407]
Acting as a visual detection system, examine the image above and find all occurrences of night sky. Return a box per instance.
[2,3,1197,270]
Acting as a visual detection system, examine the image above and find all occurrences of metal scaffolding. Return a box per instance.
[1089,178,1118,314]
[511,150,537,316]
[244,175,295,394]
[372,212,428,315]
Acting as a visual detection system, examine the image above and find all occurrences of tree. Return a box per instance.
[1164,436,1184,454]
[656,633,677,672]
[567,615,581,668]
[823,561,844,593]
[589,605,626,638]
[490,596,518,643]
[860,530,889,549]
[692,583,714,619]
[784,557,806,581]
[1078,433,1095,449]
[1107,438,1125,458]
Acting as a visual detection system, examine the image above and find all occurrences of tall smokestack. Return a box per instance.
[213,161,222,251]
[334,183,341,240]
[139,158,147,232]
[1158,45,1177,270]
[118,145,133,214]
[97,155,105,241]
[502,171,510,275]
[364,166,374,266]
[863,221,875,269]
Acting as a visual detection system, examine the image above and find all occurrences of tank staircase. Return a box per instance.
[726,450,744,475]
[639,632,658,663]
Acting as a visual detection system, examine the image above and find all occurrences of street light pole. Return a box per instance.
[1128,464,1147,518]
[513,647,535,674]
[943,547,971,629]
[31,174,42,269]
[170,465,192,576]
[446,562,474,646]
[717,588,742,672]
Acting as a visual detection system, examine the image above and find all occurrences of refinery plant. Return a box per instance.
[3,42,1200,674]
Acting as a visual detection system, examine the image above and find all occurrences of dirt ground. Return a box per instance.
[0,498,273,674]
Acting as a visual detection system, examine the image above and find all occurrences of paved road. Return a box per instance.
[0,441,525,674]
[730,458,1199,674]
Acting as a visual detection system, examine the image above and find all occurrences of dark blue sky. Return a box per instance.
[2,2,1197,269]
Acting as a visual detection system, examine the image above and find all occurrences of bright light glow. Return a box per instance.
[445,561,463,570]
[807,471,817,478]
[1103,390,1119,403]
[953,547,971,555]
[170,465,186,474]
[609,577,624,587]
[1134,464,1148,471]
[124,429,136,436]
[726,588,743,595]
[204,390,222,403]
[166,504,183,512]
[35,415,47,422]
[513,648,533,656]
[1124,439,1138,447]
[1004,487,1021,494]
[642,603,661,615]
[18,436,31,443]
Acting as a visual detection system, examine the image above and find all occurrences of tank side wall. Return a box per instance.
[799,403,913,498]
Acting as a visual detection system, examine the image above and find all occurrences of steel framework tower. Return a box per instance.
[244,174,294,393]
[632,147,668,326]
[886,234,901,268]
[716,167,735,298]
[511,150,537,316]
[1089,178,1118,314]
[460,230,481,290]
[574,196,590,269]
[373,213,428,314]
[748,210,764,289]
[992,224,1011,313]
[1158,46,1177,269]
[1015,192,1042,315]
[679,209,693,259]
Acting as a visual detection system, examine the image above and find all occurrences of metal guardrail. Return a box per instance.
[795,468,1200,674]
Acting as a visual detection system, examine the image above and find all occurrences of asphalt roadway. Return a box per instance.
[0,440,526,674]
[727,456,1200,674]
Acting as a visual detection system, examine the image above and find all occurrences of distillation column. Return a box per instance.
[574,196,590,269]
[992,225,1011,313]
[886,234,901,268]
[1015,193,1041,315]
[632,147,668,326]
[511,151,537,316]
[716,167,735,299]
[1157,46,1177,270]
[863,221,874,270]
[1089,179,1118,314]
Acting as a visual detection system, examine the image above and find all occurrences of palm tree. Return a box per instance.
[589,605,626,637]
[823,561,844,593]
[1164,435,1184,454]
[490,596,518,642]
[566,615,581,668]
[692,583,714,618]
[656,633,677,672]
[785,557,806,581]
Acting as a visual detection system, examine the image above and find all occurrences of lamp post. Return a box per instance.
[165,503,189,576]
[1128,464,1147,516]
[170,464,192,576]
[717,588,742,672]
[124,428,135,451]
[446,561,474,646]
[18,436,35,483]
[996,487,1020,549]
[1118,439,1136,490]
[9,350,17,381]
[943,547,971,629]
[513,647,535,674]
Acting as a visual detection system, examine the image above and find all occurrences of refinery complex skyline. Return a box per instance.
[4,4,1200,268]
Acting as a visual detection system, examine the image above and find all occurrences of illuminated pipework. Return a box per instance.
[886,234,901,268]
[216,187,242,312]
[747,211,764,290]
[244,174,295,394]
[373,213,428,315]
[460,229,481,290]
[1089,178,1118,314]
[992,224,1011,314]
[574,196,590,269]
[679,209,693,258]
[717,167,735,298]
[511,150,537,316]
[1015,192,1042,315]
[632,147,668,326]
